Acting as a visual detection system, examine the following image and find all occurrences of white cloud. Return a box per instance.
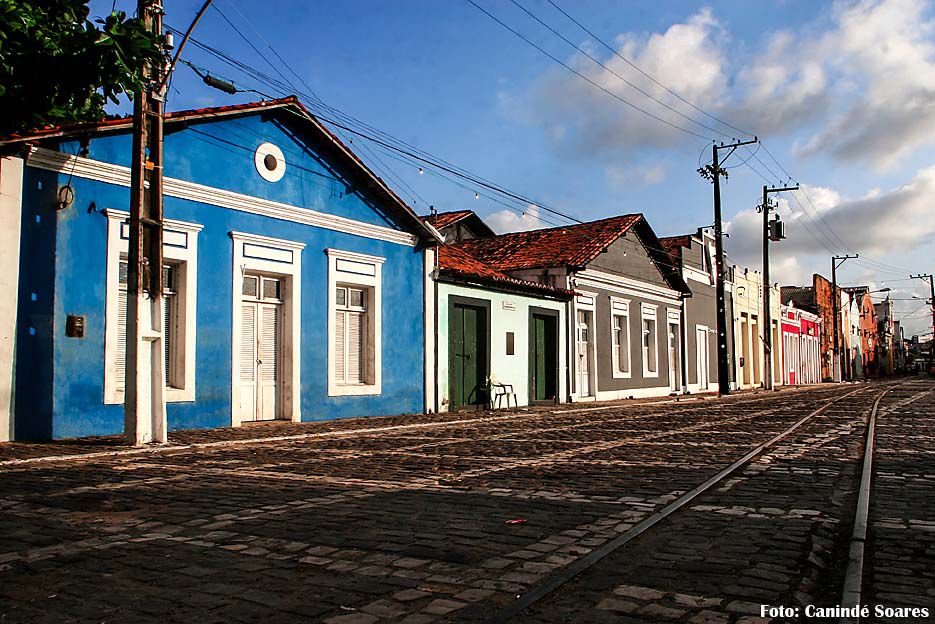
[796,0,935,170]
[526,8,730,155]
[513,0,935,169]
[485,203,549,234]
[725,163,935,282]
[606,163,666,189]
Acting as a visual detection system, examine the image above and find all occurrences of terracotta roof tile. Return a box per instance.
[455,214,643,271]
[658,234,693,266]
[421,210,475,230]
[437,246,571,298]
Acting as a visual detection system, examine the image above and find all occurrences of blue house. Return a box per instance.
[0,97,441,440]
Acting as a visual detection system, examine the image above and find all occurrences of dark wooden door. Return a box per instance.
[450,304,487,409]
[530,313,557,403]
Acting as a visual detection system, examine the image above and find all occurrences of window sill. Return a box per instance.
[328,383,382,397]
[105,387,195,405]
[612,371,632,379]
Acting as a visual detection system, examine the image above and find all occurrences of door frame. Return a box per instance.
[528,306,560,405]
[448,295,491,411]
[230,232,304,427]
[696,324,710,390]
[573,292,597,399]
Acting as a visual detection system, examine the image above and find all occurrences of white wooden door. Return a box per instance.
[576,310,592,396]
[257,304,280,421]
[238,275,282,422]
[668,322,679,392]
[239,302,258,420]
[696,327,709,389]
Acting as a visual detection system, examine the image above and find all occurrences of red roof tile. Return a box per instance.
[1,96,442,244]
[454,214,642,271]
[421,210,475,230]
[437,246,572,298]
[658,234,693,265]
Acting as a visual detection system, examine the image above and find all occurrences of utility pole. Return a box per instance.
[123,0,213,446]
[706,138,757,396]
[831,254,858,383]
[910,273,935,372]
[125,0,168,446]
[760,184,797,390]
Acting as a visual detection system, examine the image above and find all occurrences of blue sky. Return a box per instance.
[94,0,935,336]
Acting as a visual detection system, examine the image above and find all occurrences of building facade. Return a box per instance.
[660,229,731,394]
[732,267,781,390]
[431,244,570,412]
[3,98,441,440]
[456,215,690,401]
[780,304,822,385]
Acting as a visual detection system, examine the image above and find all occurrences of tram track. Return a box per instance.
[483,382,897,623]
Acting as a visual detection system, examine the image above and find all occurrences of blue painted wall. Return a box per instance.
[14,110,427,440]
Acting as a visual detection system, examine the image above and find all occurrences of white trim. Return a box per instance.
[609,297,631,380]
[577,268,682,301]
[254,142,286,182]
[327,249,383,397]
[574,275,681,305]
[27,147,417,247]
[424,248,436,414]
[684,266,713,285]
[641,303,659,379]
[103,210,201,404]
[572,290,598,400]
[0,157,23,442]
[230,232,303,426]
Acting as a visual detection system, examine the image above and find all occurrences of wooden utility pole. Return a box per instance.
[831,254,858,383]
[910,273,935,372]
[760,184,797,390]
[125,0,167,445]
[709,138,757,396]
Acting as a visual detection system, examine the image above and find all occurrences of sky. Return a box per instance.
[93,0,935,337]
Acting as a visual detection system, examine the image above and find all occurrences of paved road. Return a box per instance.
[0,382,930,623]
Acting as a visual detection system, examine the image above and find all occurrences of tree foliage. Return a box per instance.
[0,0,164,136]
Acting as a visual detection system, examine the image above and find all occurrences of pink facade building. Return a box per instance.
[781,304,822,385]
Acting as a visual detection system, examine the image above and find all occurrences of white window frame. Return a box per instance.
[327,249,384,397]
[230,231,304,426]
[104,209,201,405]
[641,303,659,378]
[610,297,631,378]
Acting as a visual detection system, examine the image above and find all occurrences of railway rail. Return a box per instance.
[482,382,907,623]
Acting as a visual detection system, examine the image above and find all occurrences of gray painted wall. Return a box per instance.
[587,285,678,391]
[588,233,670,288]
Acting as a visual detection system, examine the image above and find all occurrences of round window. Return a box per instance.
[254,142,286,182]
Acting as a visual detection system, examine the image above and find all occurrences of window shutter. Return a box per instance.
[335,310,346,383]
[116,287,128,390]
[347,311,363,383]
[240,305,256,382]
[163,293,174,387]
[260,307,279,382]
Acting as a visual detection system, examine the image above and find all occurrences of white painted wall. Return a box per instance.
[0,157,23,441]
[437,282,567,412]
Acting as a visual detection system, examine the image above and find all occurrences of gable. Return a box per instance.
[585,231,670,289]
[25,101,436,243]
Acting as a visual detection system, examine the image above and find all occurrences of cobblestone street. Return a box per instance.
[1,381,933,623]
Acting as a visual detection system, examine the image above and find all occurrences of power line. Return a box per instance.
[508,0,734,140]
[543,0,752,139]
[463,0,714,141]
[169,23,576,225]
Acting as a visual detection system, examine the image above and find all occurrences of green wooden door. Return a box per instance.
[531,313,557,402]
[450,304,486,408]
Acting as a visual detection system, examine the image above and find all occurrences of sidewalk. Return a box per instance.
[0,382,830,465]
